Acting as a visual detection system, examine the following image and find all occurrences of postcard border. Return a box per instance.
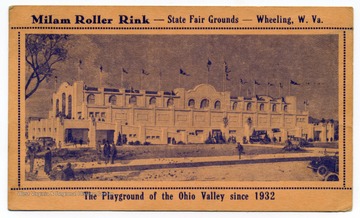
[10,26,353,191]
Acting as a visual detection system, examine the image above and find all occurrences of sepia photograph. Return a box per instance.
[24,34,340,182]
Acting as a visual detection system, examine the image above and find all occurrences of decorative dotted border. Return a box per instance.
[10,26,353,30]
[17,32,21,187]
[10,187,352,191]
[343,31,347,187]
[12,26,352,191]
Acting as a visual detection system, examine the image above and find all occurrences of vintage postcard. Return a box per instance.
[8,6,353,211]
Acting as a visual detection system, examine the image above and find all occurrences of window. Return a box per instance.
[109,95,117,105]
[167,98,174,107]
[43,128,46,132]
[284,105,288,112]
[49,128,51,132]
[259,103,265,111]
[149,97,156,105]
[68,95,72,118]
[232,102,238,110]
[214,101,221,110]
[62,93,66,115]
[56,99,59,115]
[246,102,252,111]
[87,94,95,104]
[272,104,277,112]
[129,96,137,105]
[54,128,57,133]
[89,112,94,117]
[188,99,195,108]
[200,99,209,109]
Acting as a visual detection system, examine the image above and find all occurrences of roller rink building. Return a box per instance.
[28,81,335,147]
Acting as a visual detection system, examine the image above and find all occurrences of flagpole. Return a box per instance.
[239,80,241,96]
[78,61,81,81]
[288,81,291,96]
[140,71,142,90]
[278,83,281,97]
[178,70,181,88]
[159,71,161,90]
[253,81,255,96]
[99,68,102,88]
[121,69,124,88]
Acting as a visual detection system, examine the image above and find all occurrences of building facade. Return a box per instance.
[28,81,334,147]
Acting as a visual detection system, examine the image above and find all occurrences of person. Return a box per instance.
[44,147,52,175]
[103,140,111,164]
[26,144,36,173]
[58,141,62,149]
[61,162,75,181]
[236,142,244,159]
[110,142,117,164]
[96,140,102,164]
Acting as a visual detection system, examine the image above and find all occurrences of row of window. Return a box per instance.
[34,128,57,133]
[87,94,289,112]
[235,102,288,112]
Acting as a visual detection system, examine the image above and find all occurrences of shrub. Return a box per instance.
[177,141,185,145]
[143,141,151,145]
[134,140,141,145]
[128,141,134,145]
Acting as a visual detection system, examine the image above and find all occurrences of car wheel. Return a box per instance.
[317,165,329,177]
[325,173,339,181]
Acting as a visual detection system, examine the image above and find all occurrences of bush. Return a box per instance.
[143,141,151,145]
[308,138,313,142]
[134,140,141,145]
[177,141,185,145]
[128,141,134,145]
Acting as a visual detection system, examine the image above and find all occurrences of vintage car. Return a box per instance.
[249,130,271,144]
[290,137,314,147]
[308,153,339,181]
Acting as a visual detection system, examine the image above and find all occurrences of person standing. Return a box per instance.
[110,142,117,164]
[26,144,36,173]
[103,141,111,164]
[236,142,244,159]
[96,140,102,164]
[61,162,75,181]
[44,147,52,175]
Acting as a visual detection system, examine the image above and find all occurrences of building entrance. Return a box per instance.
[96,130,115,143]
[65,128,89,144]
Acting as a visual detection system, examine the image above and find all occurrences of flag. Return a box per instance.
[224,61,231,80]
[207,59,212,71]
[290,80,300,85]
[180,68,190,76]
[279,82,283,88]
[240,79,247,84]
[100,65,103,72]
[142,69,150,75]
[254,80,261,85]
[122,68,128,74]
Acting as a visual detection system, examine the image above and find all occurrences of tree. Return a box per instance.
[25,34,69,100]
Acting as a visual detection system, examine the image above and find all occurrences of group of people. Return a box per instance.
[26,143,75,181]
[96,140,118,164]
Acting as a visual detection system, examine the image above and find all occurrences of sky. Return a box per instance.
[26,34,339,120]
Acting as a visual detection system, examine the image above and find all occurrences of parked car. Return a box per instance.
[308,153,339,181]
[249,130,271,144]
[37,137,56,148]
[290,137,314,147]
